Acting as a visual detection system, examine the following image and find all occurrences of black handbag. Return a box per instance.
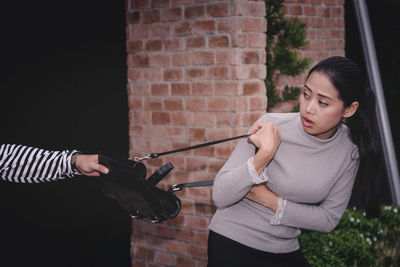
[99,134,249,223]
[99,153,181,223]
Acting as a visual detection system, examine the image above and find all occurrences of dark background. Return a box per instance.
[345,0,400,179]
[0,1,131,267]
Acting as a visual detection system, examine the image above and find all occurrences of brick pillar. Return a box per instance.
[126,0,266,266]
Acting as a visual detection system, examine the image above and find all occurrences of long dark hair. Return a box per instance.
[307,56,389,217]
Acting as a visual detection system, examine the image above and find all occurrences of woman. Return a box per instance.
[208,56,383,266]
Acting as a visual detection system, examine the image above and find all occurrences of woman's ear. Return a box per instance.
[343,101,359,119]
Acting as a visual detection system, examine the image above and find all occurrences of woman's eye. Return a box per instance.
[303,92,310,99]
[319,101,328,107]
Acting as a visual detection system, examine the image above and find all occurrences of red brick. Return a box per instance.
[216,50,240,65]
[155,224,177,239]
[164,68,183,81]
[287,4,302,15]
[193,145,214,156]
[304,5,316,16]
[145,40,162,51]
[193,112,215,126]
[171,112,193,125]
[143,68,163,81]
[176,227,196,242]
[164,98,184,110]
[161,7,182,22]
[207,3,229,17]
[150,54,170,66]
[185,68,206,80]
[165,38,182,51]
[209,35,229,48]
[331,6,343,17]
[156,251,176,265]
[243,17,265,32]
[187,244,207,259]
[171,83,190,95]
[242,50,259,64]
[188,127,206,140]
[193,51,215,65]
[151,23,170,37]
[127,68,141,80]
[215,81,239,95]
[195,202,216,216]
[186,36,206,49]
[185,97,206,111]
[152,111,171,124]
[131,259,147,267]
[174,21,191,36]
[186,157,208,171]
[130,54,149,67]
[128,96,143,109]
[184,5,205,19]
[248,33,266,48]
[194,20,216,33]
[207,96,230,111]
[250,96,266,110]
[208,66,230,80]
[243,81,263,95]
[135,246,155,261]
[130,24,150,39]
[126,11,140,24]
[172,52,192,66]
[177,256,197,267]
[127,40,142,52]
[317,6,330,17]
[217,18,239,32]
[192,82,213,95]
[152,0,169,8]
[248,2,266,17]
[215,112,233,126]
[325,0,337,5]
[166,240,187,255]
[195,231,209,245]
[149,99,162,110]
[131,0,150,9]
[141,9,161,23]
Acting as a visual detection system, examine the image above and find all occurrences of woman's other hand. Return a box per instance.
[246,184,278,212]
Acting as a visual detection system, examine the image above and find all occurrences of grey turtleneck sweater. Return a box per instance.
[209,112,359,253]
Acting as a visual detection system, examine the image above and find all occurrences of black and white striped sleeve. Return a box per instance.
[0,144,81,183]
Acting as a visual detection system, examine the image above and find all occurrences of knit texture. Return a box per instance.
[209,112,359,253]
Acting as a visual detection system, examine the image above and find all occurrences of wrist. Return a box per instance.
[71,152,81,173]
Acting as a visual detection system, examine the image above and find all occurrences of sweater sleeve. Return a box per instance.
[0,144,81,183]
[276,160,358,233]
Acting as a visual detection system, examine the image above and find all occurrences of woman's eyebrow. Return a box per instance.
[304,84,333,101]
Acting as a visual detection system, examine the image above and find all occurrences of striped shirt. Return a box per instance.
[0,144,81,183]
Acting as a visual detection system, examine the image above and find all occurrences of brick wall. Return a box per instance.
[271,0,345,112]
[125,0,345,266]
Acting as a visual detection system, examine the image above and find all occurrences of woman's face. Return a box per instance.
[299,71,347,139]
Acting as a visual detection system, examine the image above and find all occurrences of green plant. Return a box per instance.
[265,0,311,111]
[299,205,400,266]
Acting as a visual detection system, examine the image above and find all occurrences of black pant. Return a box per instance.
[207,230,310,267]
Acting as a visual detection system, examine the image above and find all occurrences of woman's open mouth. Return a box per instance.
[302,116,314,127]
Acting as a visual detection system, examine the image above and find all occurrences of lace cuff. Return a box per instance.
[270,197,287,225]
[247,156,268,184]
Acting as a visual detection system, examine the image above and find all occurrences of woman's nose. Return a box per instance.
[305,100,316,114]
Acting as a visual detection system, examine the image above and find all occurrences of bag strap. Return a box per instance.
[133,134,250,191]
[168,180,214,193]
[132,134,250,161]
